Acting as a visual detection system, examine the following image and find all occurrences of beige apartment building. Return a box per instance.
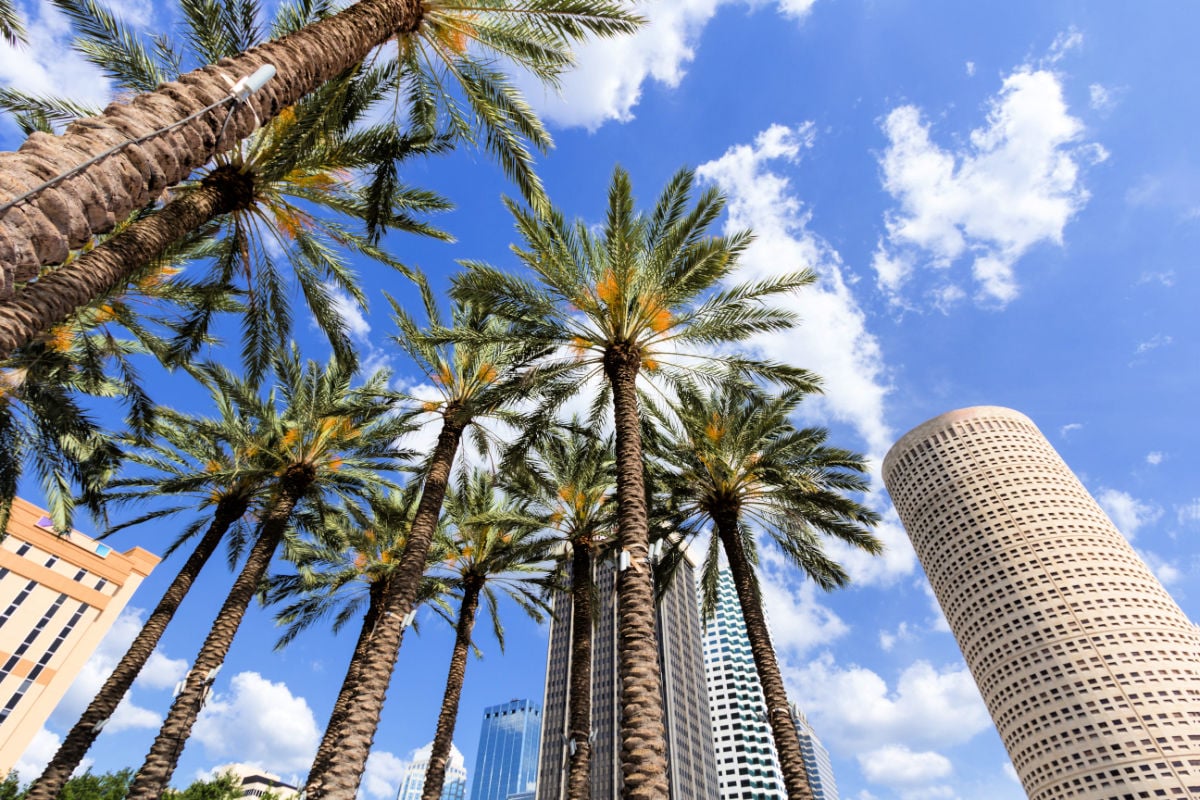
[0,497,158,776]
[883,406,1200,800]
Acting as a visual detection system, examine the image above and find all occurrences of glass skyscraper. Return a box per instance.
[791,706,838,800]
[468,699,542,800]
[396,742,467,800]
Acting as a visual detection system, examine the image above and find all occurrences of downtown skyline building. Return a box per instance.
[396,742,468,800]
[0,498,159,776]
[701,567,785,800]
[535,552,719,800]
[884,406,1200,800]
[469,699,541,800]
[791,706,837,800]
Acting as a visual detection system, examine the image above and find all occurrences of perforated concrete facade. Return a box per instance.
[883,406,1200,800]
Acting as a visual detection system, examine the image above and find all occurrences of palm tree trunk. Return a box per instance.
[304,579,387,790]
[305,416,465,799]
[602,346,669,800]
[714,509,814,800]
[24,494,249,800]
[564,541,594,800]
[0,174,241,358]
[0,0,425,281]
[420,581,482,800]
[127,469,311,800]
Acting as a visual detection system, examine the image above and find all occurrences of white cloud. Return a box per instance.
[757,546,850,654]
[359,750,409,800]
[696,122,894,459]
[1134,334,1172,355]
[1047,28,1084,64]
[1177,499,1200,526]
[524,0,816,129]
[46,607,178,735]
[965,61,975,77]
[1089,83,1116,112]
[193,672,320,774]
[879,621,915,652]
[12,727,93,781]
[1096,488,1162,541]
[874,61,1097,307]
[1137,270,1175,287]
[1059,422,1083,437]
[858,745,952,786]
[1146,451,1164,466]
[786,654,991,753]
[1138,550,1182,586]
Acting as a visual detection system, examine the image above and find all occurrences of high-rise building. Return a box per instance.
[469,699,541,800]
[0,498,159,776]
[700,567,785,800]
[396,742,468,800]
[535,552,719,800]
[790,707,837,800]
[214,763,299,799]
[883,406,1200,800]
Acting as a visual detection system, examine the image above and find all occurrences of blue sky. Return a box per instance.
[3,1,1200,798]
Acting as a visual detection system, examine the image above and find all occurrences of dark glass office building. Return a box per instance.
[469,699,542,800]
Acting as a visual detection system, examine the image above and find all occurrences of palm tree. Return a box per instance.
[651,382,881,800]
[0,0,24,46]
[504,425,615,800]
[125,349,413,800]
[420,469,551,800]
[302,284,551,798]
[268,488,452,789]
[452,165,820,796]
[0,305,152,534]
[0,0,454,372]
[24,382,267,800]
[0,0,640,323]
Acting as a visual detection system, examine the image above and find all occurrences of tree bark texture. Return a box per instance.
[0,180,234,359]
[715,509,815,800]
[304,417,465,799]
[303,579,388,791]
[603,347,669,800]
[126,473,309,800]
[0,0,424,287]
[25,495,249,800]
[420,581,481,800]
[564,542,594,800]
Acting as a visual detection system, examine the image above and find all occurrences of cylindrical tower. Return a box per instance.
[883,406,1200,800]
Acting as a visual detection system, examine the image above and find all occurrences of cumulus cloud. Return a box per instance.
[1146,451,1164,465]
[873,56,1100,307]
[359,750,410,800]
[786,654,991,753]
[193,672,320,774]
[1059,422,1083,437]
[1138,550,1182,586]
[12,727,93,781]
[1096,488,1162,540]
[1134,334,1172,356]
[965,61,976,77]
[757,546,850,654]
[858,745,953,786]
[0,5,112,116]
[696,122,894,459]
[524,0,816,129]
[46,608,182,735]
[879,621,915,652]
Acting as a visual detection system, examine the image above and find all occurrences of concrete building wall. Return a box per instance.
[0,498,158,776]
[883,406,1200,800]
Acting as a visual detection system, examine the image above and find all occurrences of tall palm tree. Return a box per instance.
[504,425,615,800]
[651,383,881,800]
[303,283,551,798]
[268,488,452,789]
[125,349,413,800]
[0,0,640,331]
[420,469,551,800]
[452,165,820,796]
[0,0,454,372]
[0,304,153,534]
[24,380,268,800]
[0,0,24,46]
